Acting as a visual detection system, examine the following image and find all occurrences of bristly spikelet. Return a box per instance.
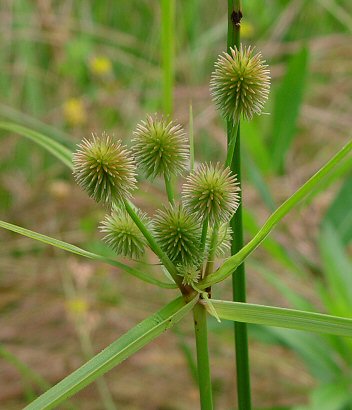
[100,208,149,259]
[210,45,270,122]
[132,114,189,179]
[182,163,240,224]
[207,223,233,257]
[73,133,136,205]
[177,263,200,286]
[153,204,201,265]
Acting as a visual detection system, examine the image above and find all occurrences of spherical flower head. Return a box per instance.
[182,163,240,224]
[132,114,189,179]
[73,133,136,205]
[100,207,148,259]
[153,204,201,265]
[177,263,200,287]
[210,45,270,122]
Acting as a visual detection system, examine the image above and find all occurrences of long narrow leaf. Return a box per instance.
[24,296,198,410]
[322,174,352,244]
[0,104,73,147]
[207,300,352,338]
[0,220,177,289]
[201,139,352,288]
[271,47,309,173]
[0,122,72,169]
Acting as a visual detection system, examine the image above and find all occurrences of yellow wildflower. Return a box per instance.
[66,297,88,316]
[63,98,87,126]
[89,56,112,77]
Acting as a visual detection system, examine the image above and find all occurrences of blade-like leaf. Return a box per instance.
[0,103,73,147]
[0,122,73,169]
[271,46,309,173]
[0,220,177,289]
[319,223,352,317]
[24,296,198,410]
[201,139,352,288]
[206,299,352,338]
[322,174,352,244]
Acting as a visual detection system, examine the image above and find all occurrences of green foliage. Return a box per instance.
[322,174,352,244]
[270,47,309,173]
[24,296,198,410]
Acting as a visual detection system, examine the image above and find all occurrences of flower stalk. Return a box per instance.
[193,302,213,410]
[227,1,252,409]
[123,200,184,290]
[164,174,175,204]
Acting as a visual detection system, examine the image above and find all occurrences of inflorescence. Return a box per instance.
[72,43,270,290]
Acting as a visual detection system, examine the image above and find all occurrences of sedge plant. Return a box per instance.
[1,34,352,410]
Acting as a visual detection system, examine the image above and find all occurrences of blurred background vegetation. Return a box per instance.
[0,1,351,409]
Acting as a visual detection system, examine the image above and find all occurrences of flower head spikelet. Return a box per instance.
[210,45,270,122]
[100,208,149,259]
[182,163,240,224]
[153,204,201,265]
[132,114,189,179]
[73,133,136,205]
[177,263,200,287]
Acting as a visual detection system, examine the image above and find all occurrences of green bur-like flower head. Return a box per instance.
[177,263,200,286]
[210,45,270,122]
[73,134,136,205]
[182,163,240,224]
[132,115,189,179]
[153,204,201,265]
[100,208,148,259]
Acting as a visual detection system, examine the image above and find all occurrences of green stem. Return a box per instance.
[200,217,209,255]
[204,224,219,277]
[123,200,184,290]
[164,174,175,204]
[228,1,252,410]
[193,302,213,410]
[161,0,175,115]
[225,121,240,167]
[189,103,195,172]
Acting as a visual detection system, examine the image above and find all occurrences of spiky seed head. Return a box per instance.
[132,114,189,179]
[100,208,148,259]
[73,133,136,205]
[182,163,240,224]
[207,223,233,257]
[210,45,270,122]
[177,263,200,286]
[153,204,201,265]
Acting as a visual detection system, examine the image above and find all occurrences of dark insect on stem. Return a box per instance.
[231,10,243,27]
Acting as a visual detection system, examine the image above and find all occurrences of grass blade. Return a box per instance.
[201,139,352,287]
[207,300,352,338]
[0,104,73,146]
[161,0,175,115]
[0,122,73,169]
[270,47,309,173]
[0,220,177,289]
[24,296,198,410]
[322,174,352,244]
